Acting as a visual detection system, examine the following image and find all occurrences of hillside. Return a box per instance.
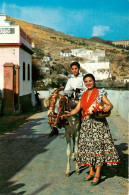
[7,16,129,89]
[89,36,112,45]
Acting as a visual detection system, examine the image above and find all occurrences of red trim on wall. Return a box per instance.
[20,27,32,44]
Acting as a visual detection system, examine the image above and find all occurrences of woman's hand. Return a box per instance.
[61,113,71,120]
[61,100,81,120]
[103,105,111,112]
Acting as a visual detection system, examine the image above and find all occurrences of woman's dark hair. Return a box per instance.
[83,73,96,87]
[70,61,80,69]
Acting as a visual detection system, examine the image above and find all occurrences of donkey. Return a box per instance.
[45,87,81,176]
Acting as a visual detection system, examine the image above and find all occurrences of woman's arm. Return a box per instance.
[61,100,81,118]
[70,100,81,116]
[102,94,113,112]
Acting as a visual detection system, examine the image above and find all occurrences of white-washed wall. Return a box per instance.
[37,91,51,99]
[80,62,110,72]
[80,61,111,80]
[0,47,19,91]
[20,34,32,50]
[93,71,111,80]
[0,26,20,43]
[107,90,129,122]
[19,49,32,96]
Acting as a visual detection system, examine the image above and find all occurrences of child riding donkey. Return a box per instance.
[48,61,86,137]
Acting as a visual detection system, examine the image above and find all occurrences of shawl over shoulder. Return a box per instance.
[81,88,99,112]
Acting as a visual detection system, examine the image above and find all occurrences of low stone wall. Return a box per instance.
[38,90,51,99]
[38,90,129,122]
[107,90,129,122]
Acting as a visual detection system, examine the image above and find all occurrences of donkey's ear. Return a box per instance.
[60,86,64,90]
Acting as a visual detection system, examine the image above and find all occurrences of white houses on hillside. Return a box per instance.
[71,48,93,58]
[0,14,33,115]
[60,48,72,57]
[112,40,129,48]
[80,61,111,80]
[60,48,105,61]
[60,47,111,80]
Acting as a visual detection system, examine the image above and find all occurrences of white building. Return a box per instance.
[60,48,72,57]
[41,56,52,62]
[60,47,111,80]
[40,66,50,75]
[60,48,106,62]
[0,14,33,114]
[112,40,129,48]
[71,48,93,58]
[123,77,129,83]
[80,61,111,80]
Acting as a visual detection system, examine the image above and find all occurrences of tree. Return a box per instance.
[32,62,45,86]
[47,74,67,88]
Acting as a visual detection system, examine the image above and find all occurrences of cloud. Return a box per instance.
[1,2,6,14]
[92,25,111,37]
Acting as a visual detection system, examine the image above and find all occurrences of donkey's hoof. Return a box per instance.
[65,172,70,177]
[76,171,80,175]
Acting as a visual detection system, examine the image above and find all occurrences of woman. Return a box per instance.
[65,73,120,185]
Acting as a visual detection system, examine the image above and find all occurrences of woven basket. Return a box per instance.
[94,110,111,119]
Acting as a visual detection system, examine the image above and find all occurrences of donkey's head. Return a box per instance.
[48,87,69,127]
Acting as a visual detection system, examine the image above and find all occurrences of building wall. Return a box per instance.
[0,26,20,43]
[93,71,111,80]
[19,49,32,96]
[60,52,72,56]
[60,48,106,62]
[107,90,129,122]
[71,48,93,56]
[112,40,129,47]
[80,61,111,80]
[20,94,32,112]
[0,47,19,91]
[80,61,110,71]
[0,47,32,96]
[71,48,105,61]
[0,14,33,114]
[20,28,32,50]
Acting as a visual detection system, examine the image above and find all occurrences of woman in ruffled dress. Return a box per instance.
[65,73,120,185]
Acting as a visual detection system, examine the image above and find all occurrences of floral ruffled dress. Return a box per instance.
[76,88,120,167]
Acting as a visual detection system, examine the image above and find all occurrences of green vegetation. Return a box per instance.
[32,48,44,58]
[32,62,45,86]
[47,75,67,88]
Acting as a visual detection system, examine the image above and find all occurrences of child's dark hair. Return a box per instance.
[70,61,80,69]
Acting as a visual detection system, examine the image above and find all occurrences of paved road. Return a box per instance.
[0,111,128,195]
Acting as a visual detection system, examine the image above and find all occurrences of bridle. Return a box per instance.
[48,87,69,127]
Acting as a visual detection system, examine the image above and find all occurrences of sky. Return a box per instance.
[0,0,129,41]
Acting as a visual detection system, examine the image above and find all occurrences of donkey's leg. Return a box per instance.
[72,136,75,161]
[74,131,80,174]
[65,141,71,176]
[65,132,71,177]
